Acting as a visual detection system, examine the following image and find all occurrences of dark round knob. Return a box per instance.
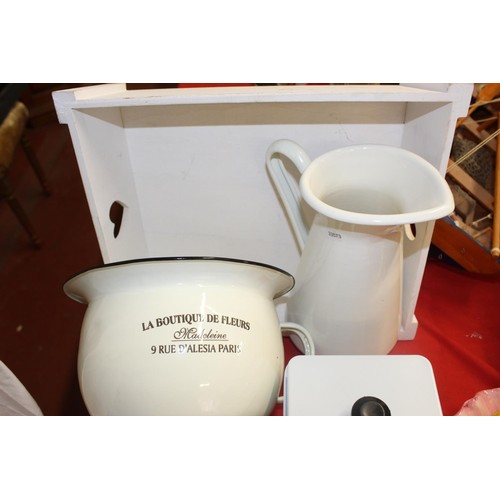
[351,396,391,416]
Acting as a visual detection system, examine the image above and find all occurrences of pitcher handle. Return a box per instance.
[266,139,312,251]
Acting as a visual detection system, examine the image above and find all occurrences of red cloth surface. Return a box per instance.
[273,258,500,416]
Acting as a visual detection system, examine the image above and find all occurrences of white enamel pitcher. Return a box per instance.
[266,140,454,355]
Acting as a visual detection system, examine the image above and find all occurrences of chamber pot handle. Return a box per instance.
[266,139,312,251]
[276,322,315,405]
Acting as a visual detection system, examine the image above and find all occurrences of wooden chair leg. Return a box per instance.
[0,178,41,248]
[20,133,50,195]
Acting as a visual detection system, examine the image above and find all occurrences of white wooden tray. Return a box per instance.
[53,83,472,338]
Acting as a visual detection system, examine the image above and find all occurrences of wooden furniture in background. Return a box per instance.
[432,83,500,274]
[0,101,50,247]
[492,113,500,257]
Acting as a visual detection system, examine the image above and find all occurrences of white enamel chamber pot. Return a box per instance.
[266,140,454,355]
[64,257,314,416]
